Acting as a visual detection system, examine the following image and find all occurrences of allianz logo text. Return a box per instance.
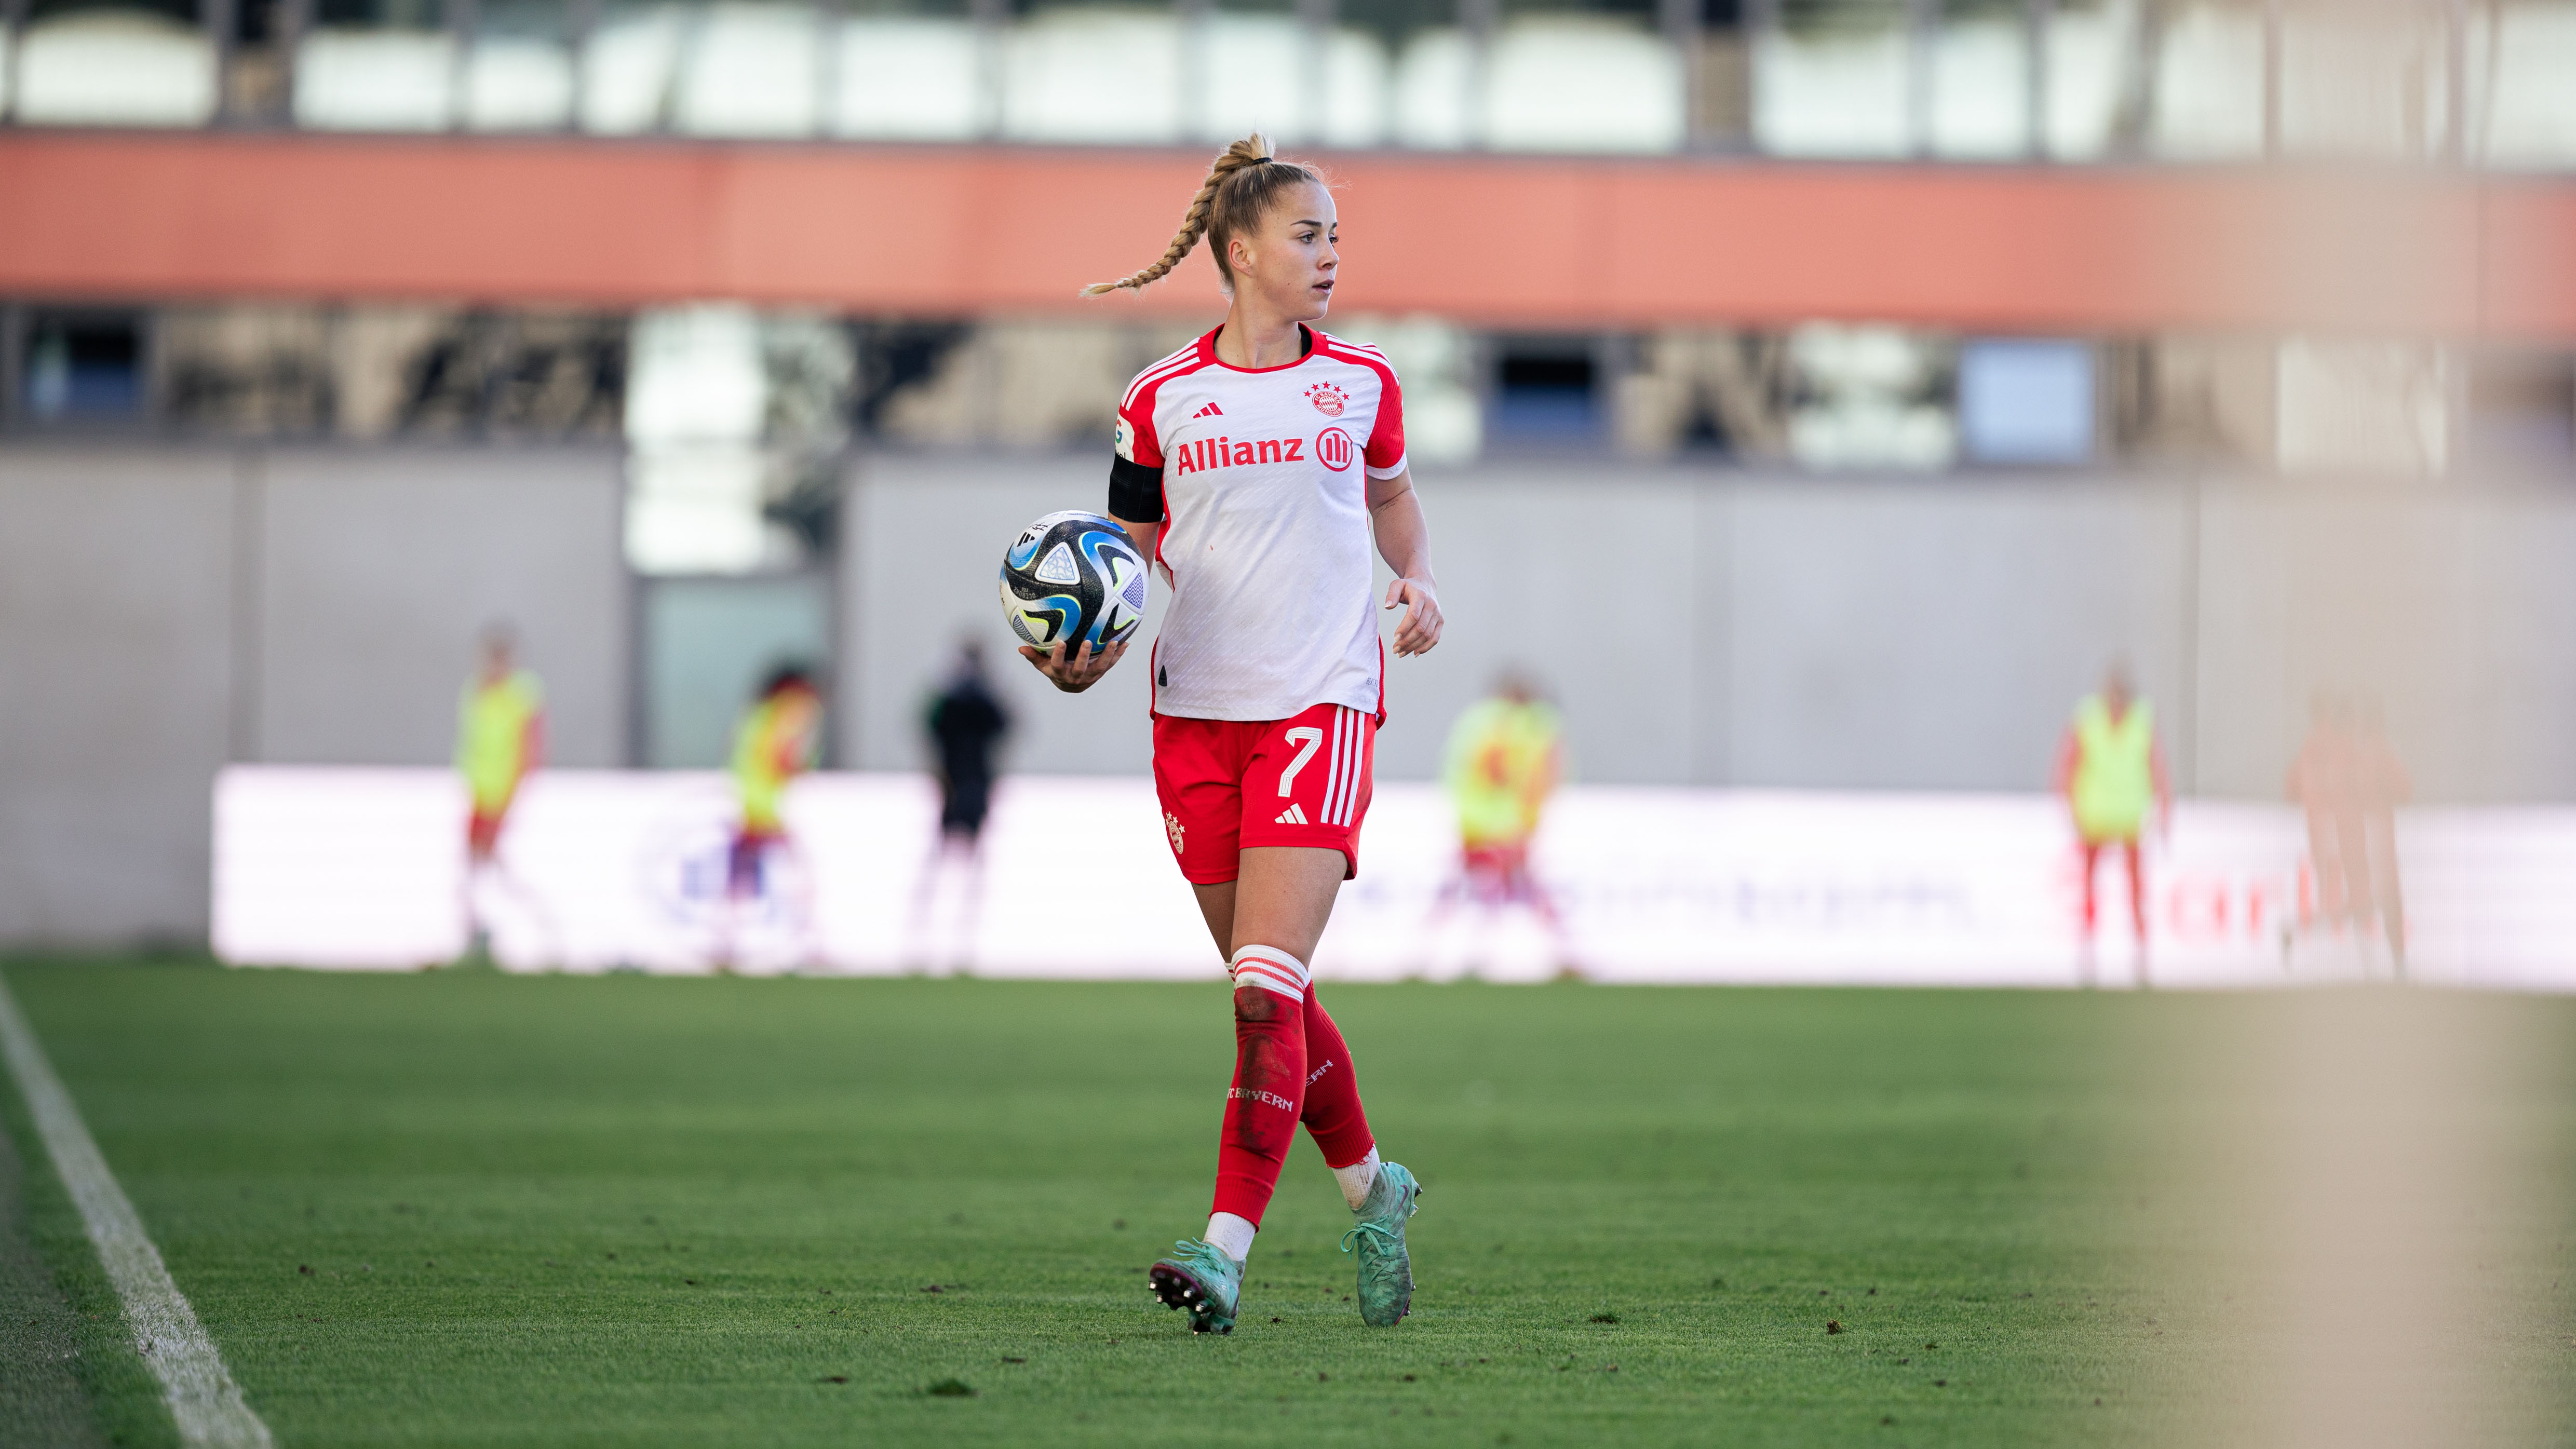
[1170,428,1355,476]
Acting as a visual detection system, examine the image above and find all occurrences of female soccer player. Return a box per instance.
[1021,134,1443,1335]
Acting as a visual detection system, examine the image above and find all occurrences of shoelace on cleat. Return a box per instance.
[1342,1221,1412,1305]
[1340,1220,1402,1256]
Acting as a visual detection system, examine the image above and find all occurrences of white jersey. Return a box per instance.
[1113,325,1407,722]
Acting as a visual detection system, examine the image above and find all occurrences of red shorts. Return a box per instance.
[1153,702,1377,885]
[466,808,507,858]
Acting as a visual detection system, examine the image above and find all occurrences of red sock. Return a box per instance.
[2124,840,2147,941]
[2079,842,2101,931]
[1210,947,1311,1227]
[1299,989,1374,1170]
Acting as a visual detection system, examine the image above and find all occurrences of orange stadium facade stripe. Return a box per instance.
[1,131,2569,337]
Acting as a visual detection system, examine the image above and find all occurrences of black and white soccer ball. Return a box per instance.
[1000,511,1148,655]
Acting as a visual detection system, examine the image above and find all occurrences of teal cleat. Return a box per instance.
[1148,1238,1242,1335]
[1341,1161,1422,1326]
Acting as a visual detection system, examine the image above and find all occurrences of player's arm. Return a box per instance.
[2151,734,2174,836]
[784,702,823,776]
[1367,468,1441,657]
[1533,738,1563,805]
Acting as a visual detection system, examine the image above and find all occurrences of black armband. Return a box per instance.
[1108,455,1164,525]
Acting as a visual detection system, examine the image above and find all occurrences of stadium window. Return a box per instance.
[1190,0,1330,147]
[1612,329,1794,459]
[294,0,460,130]
[2274,338,2456,477]
[16,309,151,425]
[1928,0,2033,158]
[997,0,1184,144]
[853,321,974,434]
[463,0,578,131]
[2146,0,2266,159]
[2480,2,2576,169]
[159,305,339,436]
[1483,0,1683,153]
[673,0,832,138]
[2275,0,2456,162]
[1489,337,1602,444]
[2039,0,2142,160]
[1958,337,2096,466]
[1785,322,1955,470]
[2102,333,2277,466]
[827,0,983,141]
[2461,349,2573,472]
[1755,0,1912,157]
[580,0,683,134]
[1344,0,1464,147]
[14,0,220,126]
[390,310,630,439]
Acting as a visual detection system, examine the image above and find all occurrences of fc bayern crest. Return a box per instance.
[1305,382,1347,417]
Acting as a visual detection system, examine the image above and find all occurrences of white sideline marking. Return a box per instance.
[0,974,274,1448]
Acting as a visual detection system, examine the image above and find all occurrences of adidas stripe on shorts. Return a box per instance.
[1151,701,1377,885]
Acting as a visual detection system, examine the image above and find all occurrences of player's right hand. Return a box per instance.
[1020,637,1127,694]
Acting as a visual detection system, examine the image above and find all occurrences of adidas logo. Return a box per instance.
[1275,803,1307,825]
[1192,402,1224,418]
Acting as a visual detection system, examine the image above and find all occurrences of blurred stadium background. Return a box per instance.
[3,0,2575,957]
[2,13,2573,1447]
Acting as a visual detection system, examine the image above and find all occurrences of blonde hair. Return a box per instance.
[1081,134,1325,297]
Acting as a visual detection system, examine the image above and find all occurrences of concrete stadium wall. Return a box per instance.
[0,445,239,947]
[841,455,2576,804]
[0,443,629,947]
[250,448,630,770]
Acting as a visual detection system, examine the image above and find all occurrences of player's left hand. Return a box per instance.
[1019,637,1128,693]
[1385,576,1442,656]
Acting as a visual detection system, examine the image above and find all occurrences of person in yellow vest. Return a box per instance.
[2053,662,2171,982]
[1434,672,1574,969]
[455,624,545,952]
[727,664,824,906]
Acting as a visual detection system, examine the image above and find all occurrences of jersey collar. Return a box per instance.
[1199,323,1317,373]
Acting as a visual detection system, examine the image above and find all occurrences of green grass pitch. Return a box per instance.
[0,958,2562,1447]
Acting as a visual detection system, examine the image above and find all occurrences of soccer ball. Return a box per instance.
[1000,511,1148,654]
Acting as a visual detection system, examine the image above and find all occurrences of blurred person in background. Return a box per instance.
[455,623,546,960]
[2289,693,2412,979]
[1429,671,1575,972]
[2351,697,2412,979]
[2054,661,2170,986]
[906,641,1013,969]
[2285,690,2358,949]
[722,663,824,969]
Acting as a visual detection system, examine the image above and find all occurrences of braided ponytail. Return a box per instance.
[1082,133,1321,298]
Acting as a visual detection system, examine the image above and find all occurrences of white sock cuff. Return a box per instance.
[1204,1211,1257,1263]
[1228,944,1310,1002]
[1332,1147,1382,1211]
